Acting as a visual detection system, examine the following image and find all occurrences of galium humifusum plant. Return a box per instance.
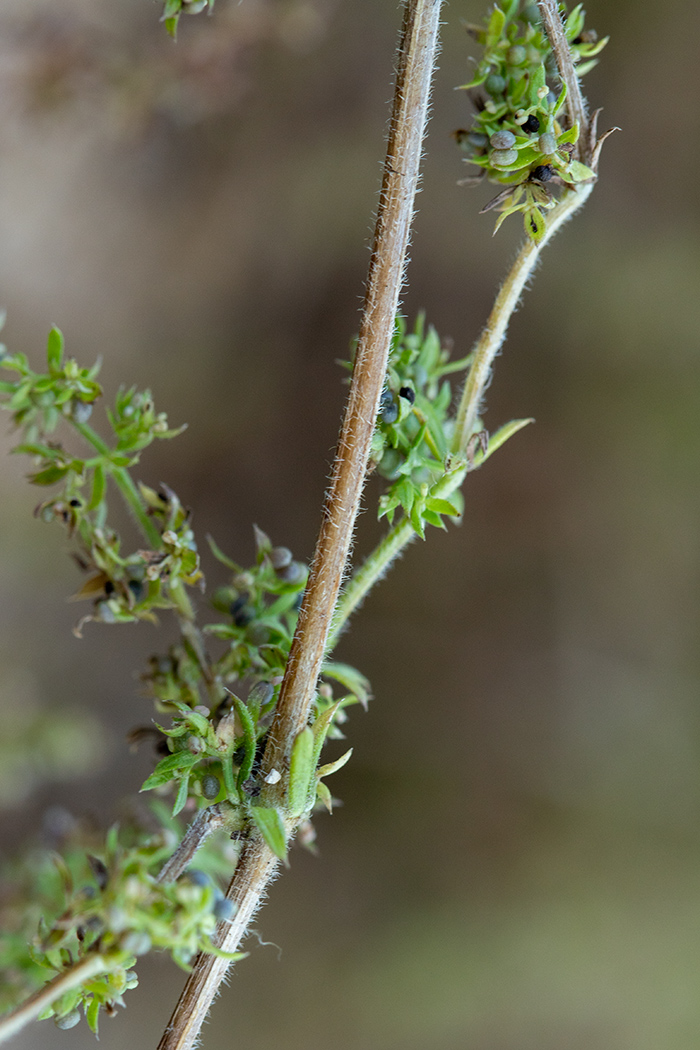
[0,1,612,1047]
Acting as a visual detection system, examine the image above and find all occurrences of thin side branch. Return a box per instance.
[0,954,117,1046]
[157,2,444,1047]
[450,182,594,455]
[537,0,588,158]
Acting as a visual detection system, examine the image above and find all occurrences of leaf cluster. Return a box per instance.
[365,316,529,537]
[455,1,607,241]
[0,816,242,1035]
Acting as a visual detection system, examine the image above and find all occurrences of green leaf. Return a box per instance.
[486,6,506,47]
[173,774,190,816]
[29,464,69,486]
[222,757,237,800]
[317,747,352,781]
[425,496,460,517]
[316,780,333,813]
[524,207,546,244]
[472,418,534,468]
[206,535,241,571]
[233,696,257,790]
[567,160,596,182]
[250,806,288,864]
[86,996,101,1035]
[140,750,199,791]
[528,63,546,107]
[88,461,107,511]
[552,83,567,117]
[288,727,315,818]
[321,661,371,709]
[47,327,64,372]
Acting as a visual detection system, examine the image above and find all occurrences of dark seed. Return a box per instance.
[230,595,254,627]
[399,386,415,404]
[532,164,553,182]
[88,854,109,890]
[522,115,540,133]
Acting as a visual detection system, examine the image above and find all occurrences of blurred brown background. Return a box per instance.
[2,1,700,1047]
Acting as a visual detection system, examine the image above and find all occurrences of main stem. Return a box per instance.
[157,3,444,1048]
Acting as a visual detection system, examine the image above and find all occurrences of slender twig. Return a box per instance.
[156,805,227,884]
[0,953,118,1045]
[450,182,593,458]
[537,0,588,159]
[157,3,444,1047]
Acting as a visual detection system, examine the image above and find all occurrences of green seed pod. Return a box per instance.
[485,73,506,95]
[466,132,488,149]
[55,1011,81,1030]
[201,774,220,799]
[249,681,274,708]
[490,130,516,150]
[538,132,557,155]
[491,148,518,167]
[276,561,306,585]
[507,45,527,66]
[269,546,293,570]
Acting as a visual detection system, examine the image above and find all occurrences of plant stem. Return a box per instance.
[0,953,117,1045]
[157,3,444,1047]
[450,182,593,458]
[537,0,588,160]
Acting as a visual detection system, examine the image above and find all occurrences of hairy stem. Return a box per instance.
[0,953,118,1045]
[157,2,444,1047]
[537,0,588,159]
[450,182,593,457]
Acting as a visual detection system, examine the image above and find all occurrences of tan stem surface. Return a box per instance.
[157,2,444,1047]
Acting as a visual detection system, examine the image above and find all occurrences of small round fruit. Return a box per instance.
[490,129,516,150]
[485,73,506,95]
[538,132,558,155]
[491,148,518,167]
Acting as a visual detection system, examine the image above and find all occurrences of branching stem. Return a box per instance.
[157,2,444,1047]
[537,0,588,159]
[450,182,593,457]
